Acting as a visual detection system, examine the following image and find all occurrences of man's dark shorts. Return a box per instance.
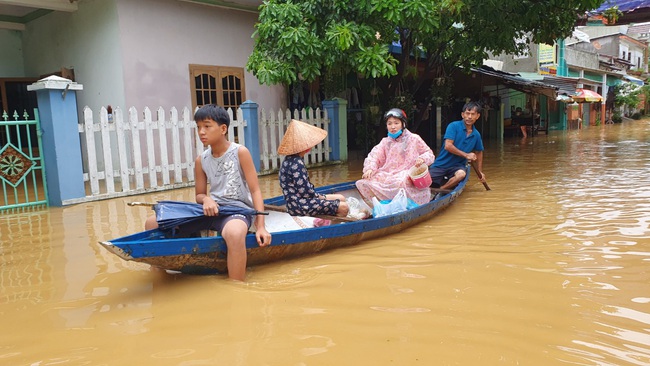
[429,165,466,188]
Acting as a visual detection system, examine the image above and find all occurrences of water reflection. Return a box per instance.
[1,120,649,365]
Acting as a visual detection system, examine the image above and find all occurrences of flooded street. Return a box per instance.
[1,119,649,365]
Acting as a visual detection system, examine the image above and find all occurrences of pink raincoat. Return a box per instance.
[356,129,435,205]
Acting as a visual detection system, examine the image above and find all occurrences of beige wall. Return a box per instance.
[115,0,284,112]
[20,0,284,115]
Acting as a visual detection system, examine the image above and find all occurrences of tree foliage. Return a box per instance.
[603,6,623,24]
[615,82,642,111]
[247,0,603,129]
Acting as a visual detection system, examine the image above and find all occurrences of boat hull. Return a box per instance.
[100,175,468,274]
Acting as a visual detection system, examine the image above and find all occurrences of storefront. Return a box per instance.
[541,75,605,129]
[453,66,560,139]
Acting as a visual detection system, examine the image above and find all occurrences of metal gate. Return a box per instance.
[0,109,48,211]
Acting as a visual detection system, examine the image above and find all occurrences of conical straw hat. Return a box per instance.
[277,119,328,155]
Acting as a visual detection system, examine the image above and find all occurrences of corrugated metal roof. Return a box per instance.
[627,21,650,33]
[540,77,579,96]
[588,0,650,24]
[592,0,650,13]
[471,66,559,98]
[538,75,604,96]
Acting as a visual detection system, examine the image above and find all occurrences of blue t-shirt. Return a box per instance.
[432,120,484,169]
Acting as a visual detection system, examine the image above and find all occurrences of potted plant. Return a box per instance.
[603,6,623,25]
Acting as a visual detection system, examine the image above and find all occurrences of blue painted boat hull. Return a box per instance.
[99,174,468,274]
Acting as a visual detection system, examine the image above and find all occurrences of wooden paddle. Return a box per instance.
[470,161,491,191]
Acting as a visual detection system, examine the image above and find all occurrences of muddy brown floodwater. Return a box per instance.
[1,119,649,365]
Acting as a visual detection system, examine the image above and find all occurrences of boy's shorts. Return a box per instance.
[209,214,252,232]
[171,214,252,238]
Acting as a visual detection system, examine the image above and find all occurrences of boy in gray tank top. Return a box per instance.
[195,104,271,280]
[145,104,271,281]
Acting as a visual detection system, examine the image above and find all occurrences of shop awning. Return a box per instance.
[540,75,604,103]
[623,74,644,86]
[472,66,559,99]
[573,89,603,103]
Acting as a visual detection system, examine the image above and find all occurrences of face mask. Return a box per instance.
[388,129,403,139]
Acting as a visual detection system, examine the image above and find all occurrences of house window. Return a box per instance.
[622,51,626,59]
[189,64,246,113]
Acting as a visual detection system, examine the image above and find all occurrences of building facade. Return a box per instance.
[0,0,285,118]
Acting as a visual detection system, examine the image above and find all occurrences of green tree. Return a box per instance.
[247,0,602,131]
[615,82,642,113]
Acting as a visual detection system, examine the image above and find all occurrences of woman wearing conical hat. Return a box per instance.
[278,119,349,218]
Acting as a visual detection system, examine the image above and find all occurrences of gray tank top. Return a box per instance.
[201,142,254,210]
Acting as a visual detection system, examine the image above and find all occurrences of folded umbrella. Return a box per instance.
[155,200,267,230]
[129,200,268,236]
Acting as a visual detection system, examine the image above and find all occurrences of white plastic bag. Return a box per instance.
[372,188,409,218]
[346,196,371,220]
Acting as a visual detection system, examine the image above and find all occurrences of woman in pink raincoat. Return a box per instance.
[356,108,435,205]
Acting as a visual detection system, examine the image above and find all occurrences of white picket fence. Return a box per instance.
[76,105,331,202]
[258,107,331,174]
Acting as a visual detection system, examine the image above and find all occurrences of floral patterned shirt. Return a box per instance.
[279,155,339,216]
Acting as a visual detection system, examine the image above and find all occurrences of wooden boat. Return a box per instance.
[99,171,469,274]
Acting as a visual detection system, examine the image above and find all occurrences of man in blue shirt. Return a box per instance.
[430,101,486,190]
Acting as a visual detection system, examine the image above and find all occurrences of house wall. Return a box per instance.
[583,71,604,83]
[0,29,24,77]
[566,48,600,70]
[21,0,126,113]
[620,39,646,70]
[19,0,284,115]
[571,36,619,56]
[488,44,540,73]
[114,0,285,112]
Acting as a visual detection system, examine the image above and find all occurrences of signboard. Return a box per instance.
[538,43,555,65]
[540,66,557,75]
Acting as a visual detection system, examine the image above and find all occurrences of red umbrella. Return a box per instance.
[573,89,603,103]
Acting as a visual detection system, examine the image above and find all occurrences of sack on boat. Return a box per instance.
[371,188,418,218]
